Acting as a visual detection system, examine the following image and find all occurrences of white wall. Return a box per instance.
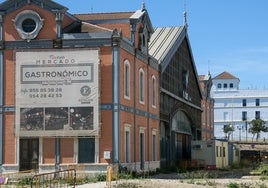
[213,89,268,140]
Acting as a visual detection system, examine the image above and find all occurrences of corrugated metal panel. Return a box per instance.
[130,9,144,19]
[149,27,183,63]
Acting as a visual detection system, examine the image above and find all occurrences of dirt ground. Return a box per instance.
[114,177,268,188]
[78,176,268,188]
[78,169,268,188]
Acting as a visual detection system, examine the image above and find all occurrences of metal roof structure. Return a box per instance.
[235,144,268,151]
[149,27,184,67]
[149,25,203,104]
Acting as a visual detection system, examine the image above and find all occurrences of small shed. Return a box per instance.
[191,139,229,169]
[234,144,268,165]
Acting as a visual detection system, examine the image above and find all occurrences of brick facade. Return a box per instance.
[0,0,159,173]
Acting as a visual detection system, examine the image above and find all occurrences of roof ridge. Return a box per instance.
[213,71,239,80]
[81,22,113,32]
[74,11,135,16]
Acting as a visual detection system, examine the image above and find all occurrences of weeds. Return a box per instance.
[228,182,238,188]
[253,163,268,175]
[178,170,218,179]
[115,182,142,188]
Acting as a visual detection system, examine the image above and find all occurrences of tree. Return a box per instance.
[223,124,234,140]
[249,119,268,141]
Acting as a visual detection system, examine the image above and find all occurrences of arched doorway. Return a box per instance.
[171,110,192,165]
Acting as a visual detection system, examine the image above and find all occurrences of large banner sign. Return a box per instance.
[15,49,99,137]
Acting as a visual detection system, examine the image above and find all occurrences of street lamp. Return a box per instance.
[245,121,248,142]
[237,125,241,141]
[70,108,74,128]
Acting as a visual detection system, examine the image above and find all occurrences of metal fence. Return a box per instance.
[30,169,76,188]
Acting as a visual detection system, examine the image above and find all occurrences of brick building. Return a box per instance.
[0,0,159,173]
[199,73,214,140]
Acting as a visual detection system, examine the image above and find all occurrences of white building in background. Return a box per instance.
[211,71,268,141]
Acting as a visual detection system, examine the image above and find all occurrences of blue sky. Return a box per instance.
[56,1,268,89]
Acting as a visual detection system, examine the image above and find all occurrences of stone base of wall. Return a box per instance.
[2,165,19,173]
[1,161,160,174]
[121,161,160,172]
[39,163,108,174]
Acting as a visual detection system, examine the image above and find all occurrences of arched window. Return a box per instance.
[124,124,131,163]
[152,129,157,161]
[171,110,191,134]
[142,34,146,47]
[124,60,130,99]
[139,69,145,103]
[138,36,142,50]
[152,75,156,107]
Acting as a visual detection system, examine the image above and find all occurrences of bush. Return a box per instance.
[96,173,106,181]
[228,182,238,188]
[251,163,268,175]
[230,162,246,169]
[16,177,32,186]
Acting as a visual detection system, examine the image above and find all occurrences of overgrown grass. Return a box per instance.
[178,170,218,179]
[228,182,239,188]
[16,177,32,186]
[251,163,268,175]
[227,182,268,188]
[230,162,250,169]
[76,173,107,185]
[156,165,178,174]
[7,163,268,187]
